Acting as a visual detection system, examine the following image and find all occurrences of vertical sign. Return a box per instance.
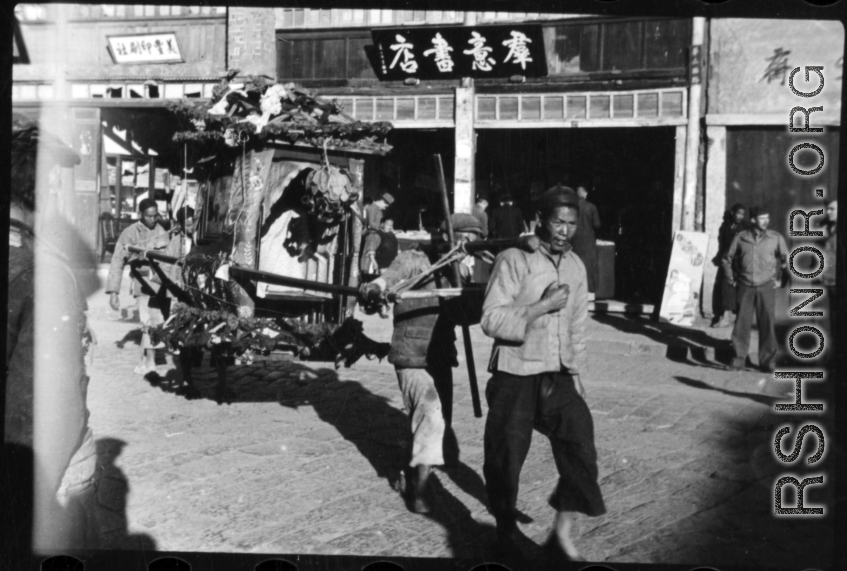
[659,230,710,326]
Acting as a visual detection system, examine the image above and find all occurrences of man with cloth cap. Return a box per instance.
[359,213,483,514]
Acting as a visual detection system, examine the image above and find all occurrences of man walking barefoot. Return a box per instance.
[481,188,606,561]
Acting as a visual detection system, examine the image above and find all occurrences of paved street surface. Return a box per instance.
[84,267,835,568]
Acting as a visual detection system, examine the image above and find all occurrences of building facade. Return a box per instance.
[12,6,843,310]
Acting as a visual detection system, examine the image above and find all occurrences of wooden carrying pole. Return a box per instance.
[434,154,483,419]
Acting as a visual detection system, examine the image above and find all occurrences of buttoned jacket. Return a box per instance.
[481,242,589,377]
[721,229,788,287]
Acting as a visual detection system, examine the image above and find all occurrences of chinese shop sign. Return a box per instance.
[107,33,184,64]
[368,25,547,80]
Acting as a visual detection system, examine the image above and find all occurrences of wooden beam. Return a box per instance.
[672,125,686,232]
[706,113,841,127]
[475,117,688,129]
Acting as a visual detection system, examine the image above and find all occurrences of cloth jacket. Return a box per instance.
[106,221,170,297]
[721,229,789,287]
[376,247,475,368]
[364,203,383,232]
[481,241,589,377]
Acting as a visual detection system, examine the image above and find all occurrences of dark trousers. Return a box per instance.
[731,282,778,369]
[483,370,606,530]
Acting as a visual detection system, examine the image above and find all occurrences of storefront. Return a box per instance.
[703,18,843,317]
[280,15,694,304]
[12,3,228,259]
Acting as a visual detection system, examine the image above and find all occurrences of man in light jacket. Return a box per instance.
[481,188,606,562]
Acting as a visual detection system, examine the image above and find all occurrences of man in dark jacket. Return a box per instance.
[359,214,483,513]
[489,193,527,240]
[573,186,601,296]
[711,204,747,327]
[5,116,99,554]
[721,206,789,372]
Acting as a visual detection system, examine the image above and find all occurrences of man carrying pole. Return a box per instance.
[359,213,483,514]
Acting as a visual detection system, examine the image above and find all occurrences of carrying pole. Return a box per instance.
[434,154,483,419]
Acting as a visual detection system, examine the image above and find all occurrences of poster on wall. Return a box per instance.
[658,231,710,327]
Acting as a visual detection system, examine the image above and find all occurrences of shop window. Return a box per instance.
[636,92,658,117]
[566,95,587,119]
[589,95,611,119]
[613,94,635,118]
[418,97,437,120]
[437,98,452,121]
[396,98,415,120]
[522,97,542,121]
[277,32,376,81]
[547,18,689,77]
[477,97,496,120]
[543,96,565,120]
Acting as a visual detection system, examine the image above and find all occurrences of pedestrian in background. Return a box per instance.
[573,185,601,298]
[472,195,490,239]
[105,198,170,375]
[364,192,394,232]
[721,206,788,372]
[711,204,747,328]
[489,192,527,240]
[481,188,606,562]
[360,217,399,279]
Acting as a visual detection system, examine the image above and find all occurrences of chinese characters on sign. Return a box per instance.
[107,33,183,64]
[761,47,792,84]
[369,25,547,80]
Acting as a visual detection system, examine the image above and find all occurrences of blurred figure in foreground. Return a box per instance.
[4,114,99,556]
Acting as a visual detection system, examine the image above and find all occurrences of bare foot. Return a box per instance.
[554,511,582,560]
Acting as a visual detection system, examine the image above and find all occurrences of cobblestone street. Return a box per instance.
[83,273,835,568]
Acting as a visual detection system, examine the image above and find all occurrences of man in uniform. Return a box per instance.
[359,213,483,513]
[481,188,606,561]
[106,198,171,375]
[721,206,789,372]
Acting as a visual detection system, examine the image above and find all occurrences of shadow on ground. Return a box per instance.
[145,360,511,559]
[606,372,837,568]
[95,438,157,551]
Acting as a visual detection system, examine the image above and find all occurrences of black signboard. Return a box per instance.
[368,25,548,81]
